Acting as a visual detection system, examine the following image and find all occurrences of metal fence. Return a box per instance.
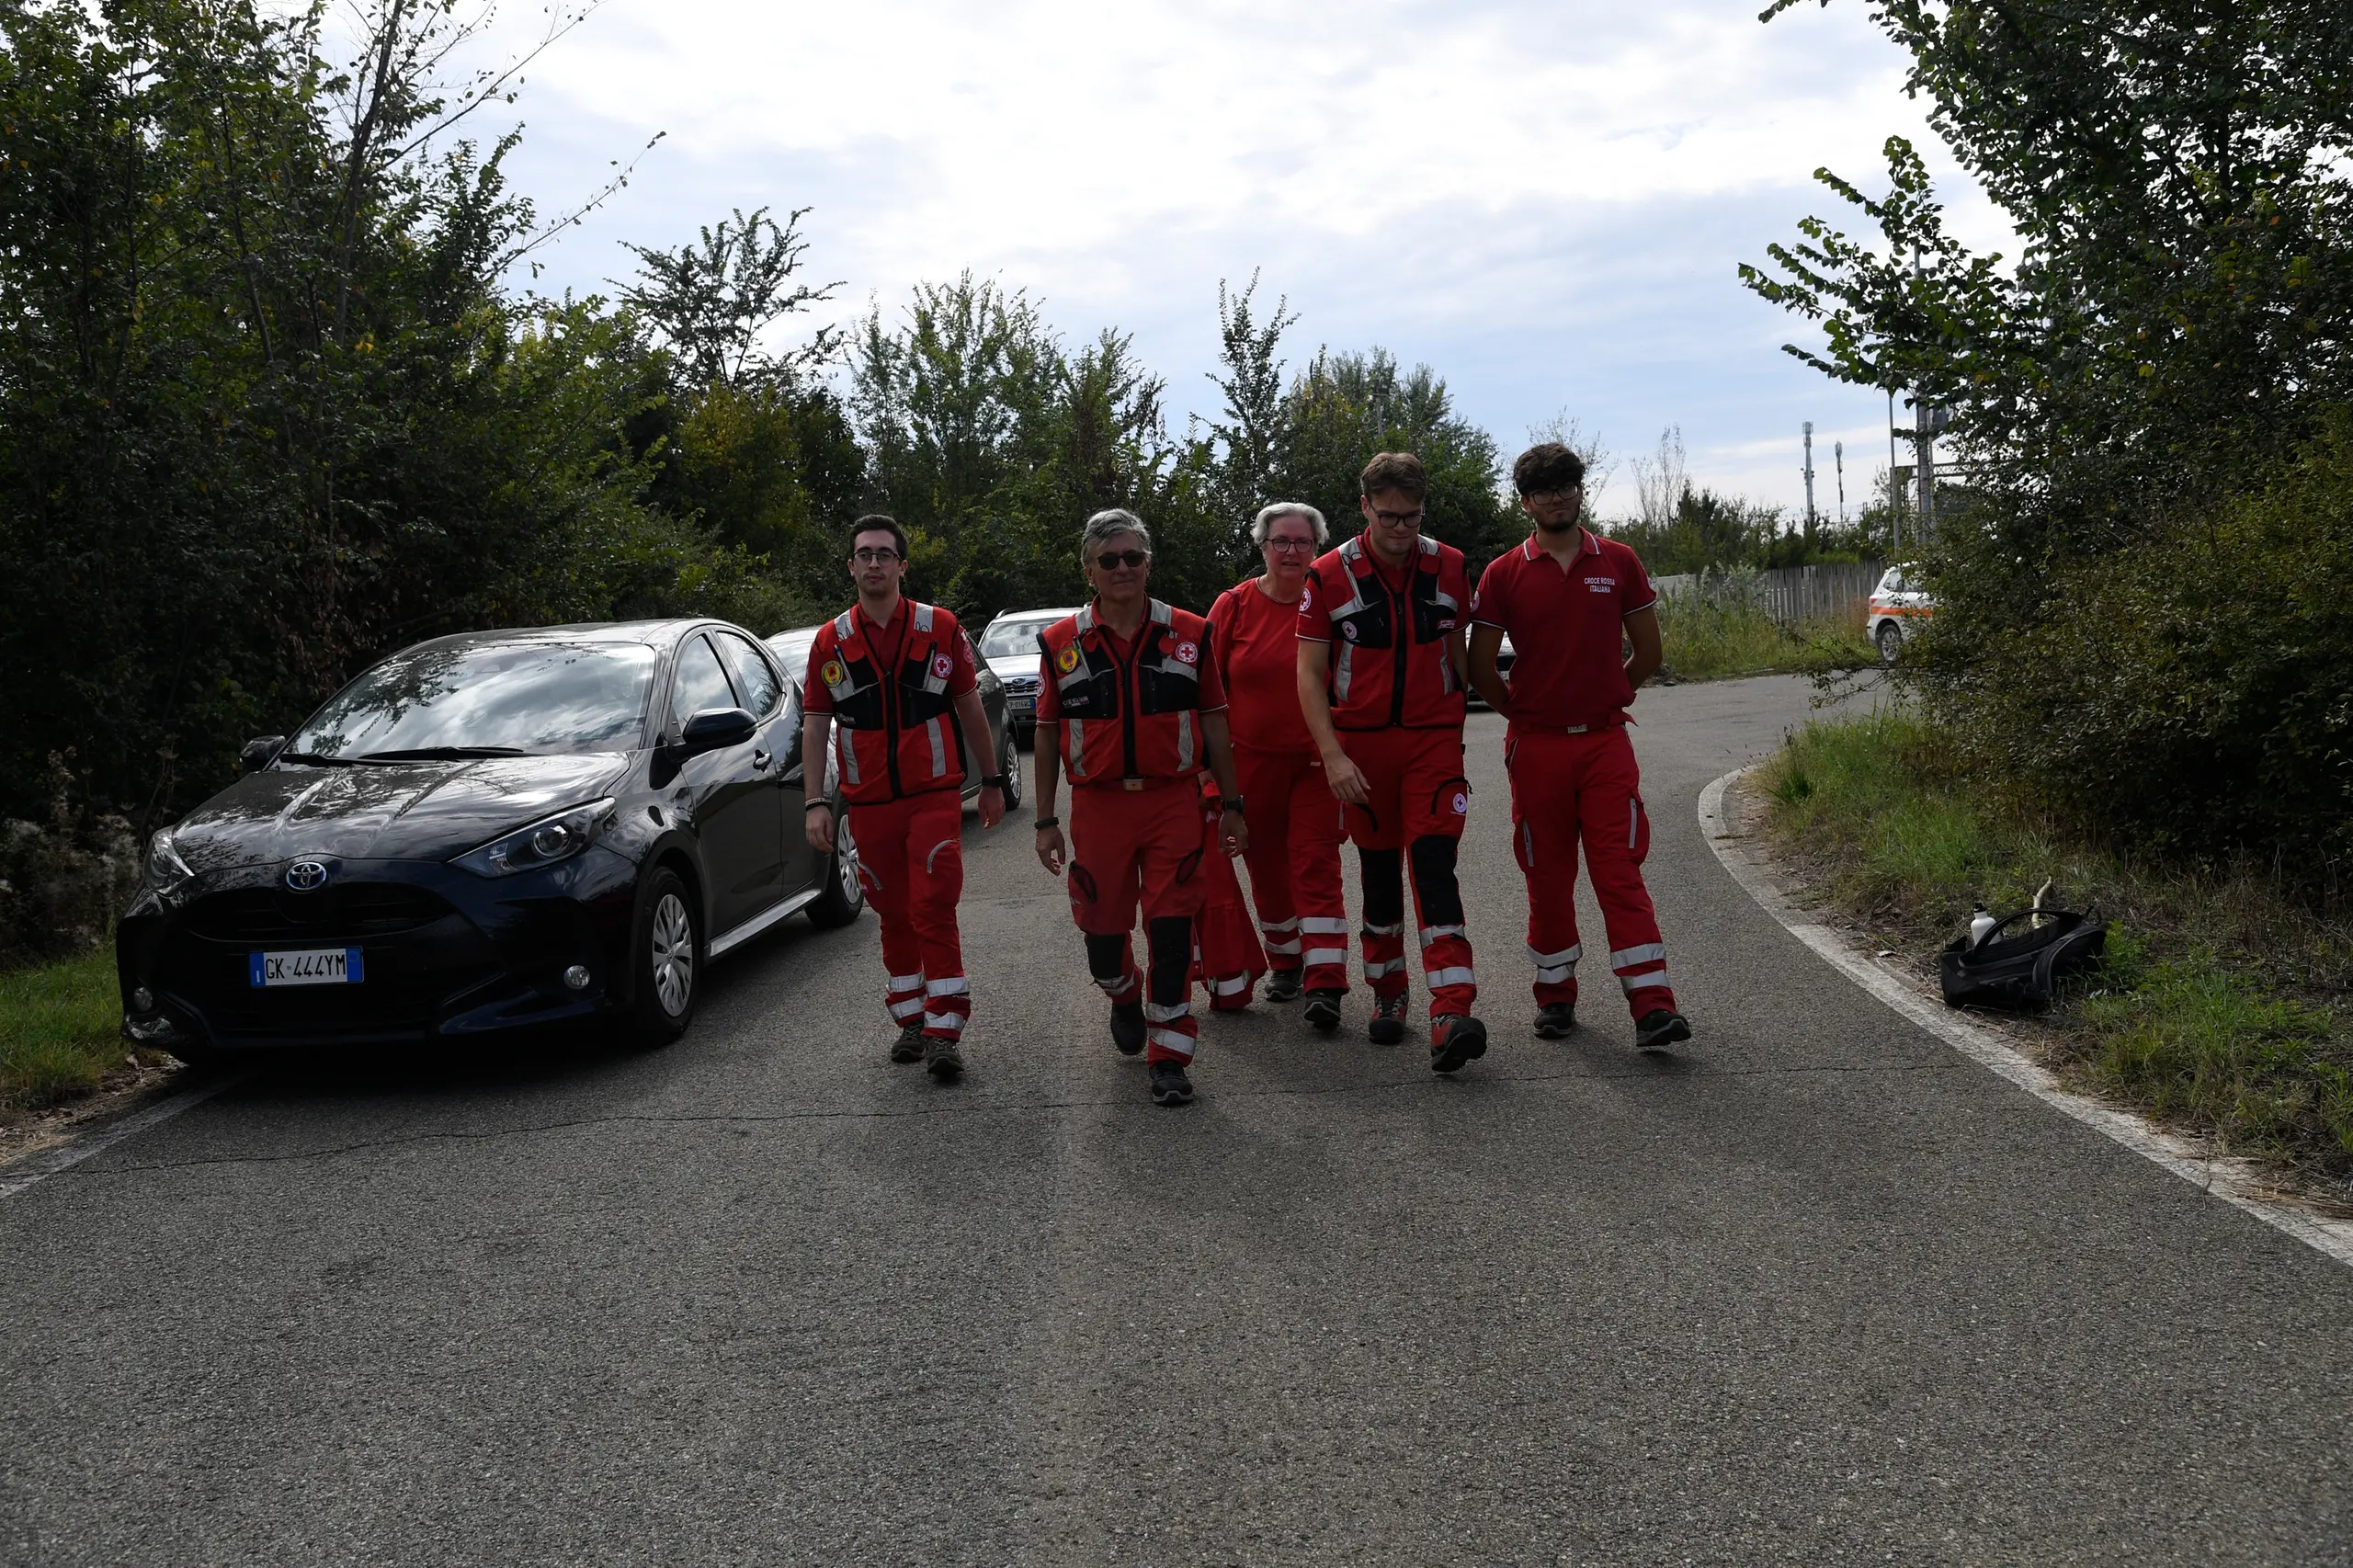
[1653,561,1884,626]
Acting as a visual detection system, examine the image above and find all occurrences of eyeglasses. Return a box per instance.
[1093,550,1150,570]
[1265,537,1316,553]
[1521,487,1582,504]
[1370,507,1425,526]
[851,548,901,564]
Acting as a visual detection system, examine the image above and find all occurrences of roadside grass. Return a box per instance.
[1758,710,2353,1185]
[0,946,131,1110]
[1656,599,1873,683]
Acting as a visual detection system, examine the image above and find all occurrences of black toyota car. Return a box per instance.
[117,620,865,1062]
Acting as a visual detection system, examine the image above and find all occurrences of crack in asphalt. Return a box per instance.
[66,1057,1975,1176]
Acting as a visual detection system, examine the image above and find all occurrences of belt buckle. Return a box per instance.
[1122,778,1145,791]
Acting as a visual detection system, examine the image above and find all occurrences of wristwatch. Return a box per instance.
[1032,814,1061,830]
[1221,796,1245,813]
[982,774,1007,789]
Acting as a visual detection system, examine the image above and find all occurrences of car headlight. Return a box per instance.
[452,799,615,878]
[144,827,196,893]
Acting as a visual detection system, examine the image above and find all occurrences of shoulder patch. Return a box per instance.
[821,658,847,687]
[1055,643,1082,675]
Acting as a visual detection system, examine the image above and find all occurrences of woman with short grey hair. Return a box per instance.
[1204,500,1346,1006]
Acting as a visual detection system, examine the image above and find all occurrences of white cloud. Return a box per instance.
[471,0,2010,516]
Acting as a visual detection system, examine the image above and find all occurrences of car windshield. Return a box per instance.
[288,642,657,759]
[979,618,1058,659]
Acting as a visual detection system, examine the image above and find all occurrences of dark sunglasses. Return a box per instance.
[1094,550,1150,570]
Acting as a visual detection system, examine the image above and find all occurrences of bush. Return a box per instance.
[0,756,138,963]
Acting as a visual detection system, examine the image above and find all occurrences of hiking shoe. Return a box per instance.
[1429,1014,1489,1074]
[925,1036,965,1080]
[1534,1003,1577,1040]
[890,1021,926,1062]
[1148,1060,1196,1106]
[1369,992,1408,1045]
[1303,989,1343,1032]
[1263,969,1303,1004]
[1110,1002,1147,1056]
[1634,1009,1692,1051]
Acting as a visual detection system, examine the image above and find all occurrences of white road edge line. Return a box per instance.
[1699,767,2353,1270]
[0,1075,243,1202]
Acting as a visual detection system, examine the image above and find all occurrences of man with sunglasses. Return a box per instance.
[1297,452,1487,1074]
[1033,509,1248,1107]
[1466,443,1690,1052]
[801,515,1006,1080]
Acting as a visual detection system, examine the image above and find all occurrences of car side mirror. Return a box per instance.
[679,707,756,755]
[240,736,285,772]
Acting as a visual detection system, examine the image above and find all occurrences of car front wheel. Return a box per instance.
[629,867,699,1048]
[1875,621,1904,666]
[807,803,867,929]
[996,726,1024,812]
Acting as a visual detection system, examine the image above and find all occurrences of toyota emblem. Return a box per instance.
[286,860,329,892]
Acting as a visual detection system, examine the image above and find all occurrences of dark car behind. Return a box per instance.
[119,620,865,1062]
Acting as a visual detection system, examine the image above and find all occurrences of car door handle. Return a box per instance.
[753,748,773,771]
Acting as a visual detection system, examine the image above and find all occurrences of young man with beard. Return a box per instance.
[801,516,1006,1080]
[1032,509,1248,1107]
[1466,443,1691,1051]
[1296,452,1487,1074]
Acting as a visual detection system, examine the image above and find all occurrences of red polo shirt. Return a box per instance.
[1470,528,1655,729]
[1208,576,1313,755]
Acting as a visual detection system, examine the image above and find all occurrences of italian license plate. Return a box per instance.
[1009,697,1034,713]
[249,948,365,987]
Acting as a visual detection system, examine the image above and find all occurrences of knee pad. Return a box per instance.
[1085,932,1130,985]
[1357,847,1404,926]
[1145,915,1193,1004]
[1410,835,1465,926]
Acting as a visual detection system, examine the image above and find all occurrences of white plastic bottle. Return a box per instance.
[1970,903,1996,948]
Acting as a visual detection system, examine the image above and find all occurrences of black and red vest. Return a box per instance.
[1039,599,1211,787]
[1311,533,1468,730]
[811,601,969,804]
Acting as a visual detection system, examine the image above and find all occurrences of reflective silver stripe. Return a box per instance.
[1262,939,1302,956]
[1093,971,1134,995]
[833,610,856,638]
[922,1011,965,1034]
[1359,920,1403,937]
[888,971,925,991]
[1261,917,1300,934]
[913,601,935,632]
[925,976,970,997]
[1176,710,1195,769]
[1150,599,1173,626]
[1074,604,1097,633]
[1331,539,1372,614]
[1529,943,1582,983]
[1302,917,1349,935]
[1210,974,1251,995]
[835,729,861,787]
[1427,966,1476,989]
[889,997,925,1020]
[1439,652,1454,695]
[1630,797,1639,848]
[1620,968,1671,994]
[1610,942,1666,969]
[1419,923,1466,949]
[1333,642,1354,702]
[1065,718,1087,780]
[1363,958,1407,977]
[1143,1001,1190,1023]
[1303,947,1347,967]
[925,836,957,873]
[1147,1028,1194,1057]
[1432,588,1460,610]
[927,716,947,776]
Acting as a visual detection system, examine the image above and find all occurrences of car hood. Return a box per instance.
[987,655,1040,686]
[170,753,632,871]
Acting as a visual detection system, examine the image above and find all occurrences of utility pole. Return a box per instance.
[1887,387,1901,560]
[1802,421,1816,533]
[1835,440,1846,525]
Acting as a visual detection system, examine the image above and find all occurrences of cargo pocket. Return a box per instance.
[1628,793,1651,867]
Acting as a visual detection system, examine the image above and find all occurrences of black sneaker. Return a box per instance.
[890,1022,926,1062]
[1429,1014,1489,1074]
[1263,969,1303,1004]
[925,1036,965,1080]
[1534,1003,1576,1040]
[1369,992,1408,1045]
[1303,989,1343,1032]
[1110,1002,1147,1055]
[1635,1009,1692,1051]
[1149,1060,1195,1106]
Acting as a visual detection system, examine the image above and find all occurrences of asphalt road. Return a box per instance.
[6,675,2350,1566]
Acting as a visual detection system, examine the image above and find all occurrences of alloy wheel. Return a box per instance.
[650,892,695,1017]
[835,814,862,904]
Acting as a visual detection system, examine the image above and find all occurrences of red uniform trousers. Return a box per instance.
[1506,724,1675,1019]
[1338,726,1476,1019]
[1067,780,1207,1063]
[1230,744,1347,993]
[1191,782,1267,1011]
[848,789,970,1041]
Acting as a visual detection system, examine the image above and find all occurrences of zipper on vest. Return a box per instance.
[1385,571,1410,728]
[1113,629,1144,778]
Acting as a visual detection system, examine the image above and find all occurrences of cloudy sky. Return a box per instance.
[472,0,2006,520]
